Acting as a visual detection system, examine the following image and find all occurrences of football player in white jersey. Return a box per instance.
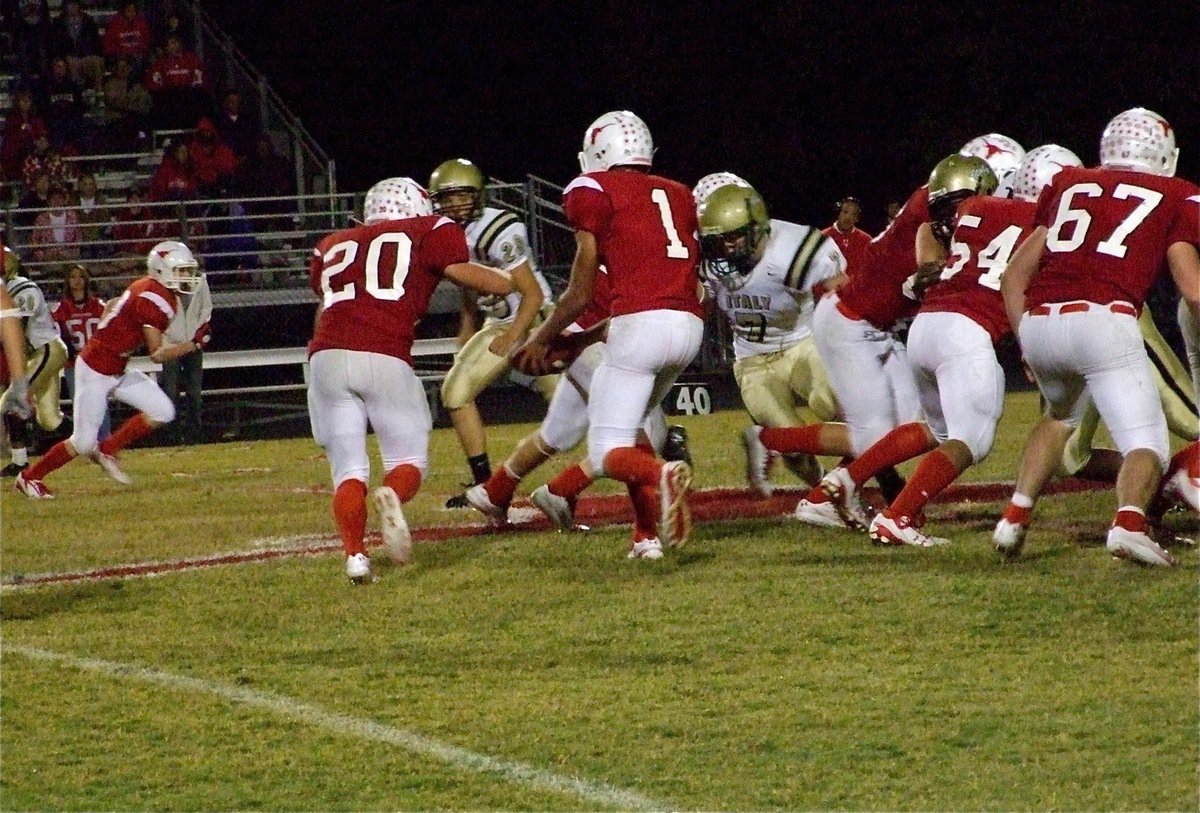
[428,159,556,506]
[1,246,69,476]
[697,182,856,498]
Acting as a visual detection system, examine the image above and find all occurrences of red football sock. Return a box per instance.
[846,422,935,486]
[1165,441,1199,480]
[99,413,156,456]
[629,482,658,540]
[548,462,594,500]
[383,464,422,503]
[759,424,825,455]
[803,484,830,504]
[1001,502,1032,526]
[24,439,75,481]
[482,465,520,507]
[603,446,662,487]
[1114,506,1148,534]
[332,478,368,556]
[888,449,963,519]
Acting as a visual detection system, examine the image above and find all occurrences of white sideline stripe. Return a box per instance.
[5,644,668,812]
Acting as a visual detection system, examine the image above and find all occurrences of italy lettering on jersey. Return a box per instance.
[308,215,468,364]
[835,184,930,329]
[5,275,58,350]
[714,220,846,360]
[52,295,106,366]
[80,277,177,375]
[465,206,552,324]
[1027,166,1200,310]
[921,196,1036,343]
[563,169,702,318]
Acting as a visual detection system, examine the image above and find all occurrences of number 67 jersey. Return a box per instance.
[1027,166,1199,310]
[308,215,469,363]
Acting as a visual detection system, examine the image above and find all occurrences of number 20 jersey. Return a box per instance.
[1027,166,1199,311]
[563,170,702,318]
[712,219,846,360]
[308,216,469,364]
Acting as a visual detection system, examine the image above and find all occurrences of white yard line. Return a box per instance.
[4,644,668,812]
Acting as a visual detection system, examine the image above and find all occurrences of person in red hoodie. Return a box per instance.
[188,117,236,197]
[101,1,151,71]
[149,139,197,202]
[0,90,47,183]
[146,33,208,131]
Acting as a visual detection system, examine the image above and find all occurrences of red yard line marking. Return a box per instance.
[3,479,1106,588]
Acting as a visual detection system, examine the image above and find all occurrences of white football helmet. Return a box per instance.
[1010,144,1083,202]
[578,110,654,173]
[363,177,433,223]
[692,172,751,206]
[960,133,1026,196]
[147,241,200,294]
[1100,107,1178,177]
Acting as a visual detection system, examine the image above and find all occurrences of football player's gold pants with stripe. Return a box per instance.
[732,337,838,428]
[440,312,558,411]
[1,337,67,432]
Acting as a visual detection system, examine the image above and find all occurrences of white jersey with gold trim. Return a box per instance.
[464,206,552,325]
[712,219,845,360]
[6,275,59,350]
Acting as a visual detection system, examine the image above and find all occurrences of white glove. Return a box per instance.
[2,375,31,421]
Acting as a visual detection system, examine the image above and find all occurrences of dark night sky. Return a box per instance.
[202,1,1198,234]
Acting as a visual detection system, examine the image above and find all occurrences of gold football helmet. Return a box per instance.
[3,245,21,280]
[428,158,486,223]
[697,183,771,290]
[927,154,998,243]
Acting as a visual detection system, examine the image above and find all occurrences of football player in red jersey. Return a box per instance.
[15,241,203,499]
[306,177,515,584]
[513,111,703,559]
[51,263,112,443]
[997,108,1200,567]
[818,147,1077,546]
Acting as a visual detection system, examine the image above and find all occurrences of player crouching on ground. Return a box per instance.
[307,177,516,584]
[15,242,202,499]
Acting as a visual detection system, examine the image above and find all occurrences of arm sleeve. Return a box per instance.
[424,219,471,271]
[563,185,613,238]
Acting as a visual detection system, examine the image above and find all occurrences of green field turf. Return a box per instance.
[2,392,1196,811]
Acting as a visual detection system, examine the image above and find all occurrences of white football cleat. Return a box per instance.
[90,451,132,485]
[793,498,847,529]
[530,485,575,531]
[869,512,950,548]
[1105,525,1176,567]
[373,487,412,565]
[993,517,1028,558]
[345,552,375,584]
[627,538,664,560]
[658,460,693,549]
[741,425,775,497]
[818,467,870,530]
[1163,468,1200,514]
[464,483,508,525]
[14,472,53,499]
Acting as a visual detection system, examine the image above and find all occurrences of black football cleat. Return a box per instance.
[1,461,28,478]
[662,425,692,467]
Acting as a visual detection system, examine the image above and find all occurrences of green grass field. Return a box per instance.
[2,391,1197,811]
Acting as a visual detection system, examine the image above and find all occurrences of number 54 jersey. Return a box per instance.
[308,216,469,364]
[711,220,846,360]
[563,170,702,318]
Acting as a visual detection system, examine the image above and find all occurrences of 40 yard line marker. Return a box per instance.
[4,644,668,812]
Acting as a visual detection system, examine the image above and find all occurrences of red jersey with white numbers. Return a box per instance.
[834,184,930,330]
[571,265,613,331]
[1027,166,1200,310]
[52,295,107,368]
[308,216,469,363]
[79,277,176,375]
[822,224,871,277]
[922,196,1036,343]
[563,169,702,318]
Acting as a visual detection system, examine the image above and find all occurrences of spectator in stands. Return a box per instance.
[50,1,104,93]
[822,196,871,277]
[148,1,194,54]
[32,182,82,273]
[203,196,259,284]
[111,185,167,271]
[52,262,111,440]
[145,33,208,131]
[236,132,292,228]
[72,172,111,259]
[884,200,902,228]
[188,117,237,198]
[160,267,211,444]
[21,129,75,191]
[15,169,52,233]
[41,55,93,154]
[214,88,258,164]
[12,0,52,88]
[101,54,152,153]
[0,89,46,183]
[149,138,197,201]
[101,0,151,74]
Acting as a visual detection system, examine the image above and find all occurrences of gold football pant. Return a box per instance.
[733,337,838,428]
[2,337,68,432]
[441,318,558,410]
